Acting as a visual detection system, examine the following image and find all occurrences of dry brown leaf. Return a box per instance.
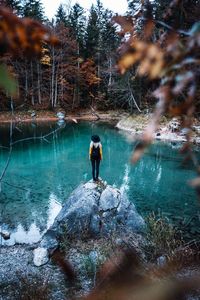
[118,52,141,74]
[0,7,59,57]
[138,45,164,79]
[132,141,150,163]
[112,16,134,35]
[143,19,155,39]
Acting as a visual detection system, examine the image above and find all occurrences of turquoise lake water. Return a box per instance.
[0,121,199,245]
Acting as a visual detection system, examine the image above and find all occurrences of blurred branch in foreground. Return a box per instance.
[113,0,200,164]
[82,246,200,300]
[112,0,200,197]
[0,6,59,96]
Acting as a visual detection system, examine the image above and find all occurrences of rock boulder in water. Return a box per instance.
[36,181,145,262]
[56,112,65,120]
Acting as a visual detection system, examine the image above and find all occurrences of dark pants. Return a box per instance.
[91,159,100,181]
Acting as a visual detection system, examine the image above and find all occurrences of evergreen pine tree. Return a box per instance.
[55,4,68,26]
[85,1,117,59]
[22,0,45,22]
[101,9,119,54]
[127,0,142,14]
[68,3,86,52]
[85,4,100,59]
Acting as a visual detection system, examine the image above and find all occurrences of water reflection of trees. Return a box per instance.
[0,184,49,230]
[0,186,62,244]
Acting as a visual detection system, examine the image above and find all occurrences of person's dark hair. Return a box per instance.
[91,135,100,143]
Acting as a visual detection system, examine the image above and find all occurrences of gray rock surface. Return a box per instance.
[38,180,145,256]
[33,247,49,267]
[0,245,70,300]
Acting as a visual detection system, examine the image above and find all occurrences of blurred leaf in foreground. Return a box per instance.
[0,7,59,97]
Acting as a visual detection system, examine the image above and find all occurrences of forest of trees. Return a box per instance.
[0,0,200,114]
[0,2,200,299]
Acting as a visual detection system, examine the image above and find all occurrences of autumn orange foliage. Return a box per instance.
[0,7,59,57]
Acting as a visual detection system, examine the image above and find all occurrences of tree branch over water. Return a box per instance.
[2,181,29,191]
[0,121,13,186]
[11,125,64,146]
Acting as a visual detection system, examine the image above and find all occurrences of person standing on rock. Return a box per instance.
[89,135,103,182]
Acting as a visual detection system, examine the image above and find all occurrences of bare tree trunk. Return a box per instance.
[76,42,80,107]
[30,60,34,106]
[97,41,101,104]
[54,65,59,108]
[72,88,76,109]
[128,76,142,113]
[60,51,64,107]
[108,56,112,86]
[25,59,28,99]
[10,96,14,114]
[90,105,100,120]
[51,46,55,108]
[37,61,41,105]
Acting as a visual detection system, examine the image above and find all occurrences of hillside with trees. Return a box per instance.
[0,0,198,115]
[0,0,118,112]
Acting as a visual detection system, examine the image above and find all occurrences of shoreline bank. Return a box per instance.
[116,115,200,144]
[0,109,127,124]
[0,110,200,144]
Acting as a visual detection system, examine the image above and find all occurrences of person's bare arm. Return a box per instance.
[100,144,103,160]
[89,142,93,160]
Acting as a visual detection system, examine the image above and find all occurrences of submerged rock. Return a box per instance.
[56,112,65,120]
[37,180,145,256]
